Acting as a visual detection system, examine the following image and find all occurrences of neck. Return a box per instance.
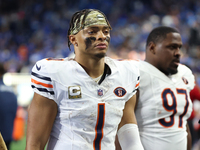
[145,58,170,76]
[145,58,152,64]
[74,55,105,78]
[145,55,157,68]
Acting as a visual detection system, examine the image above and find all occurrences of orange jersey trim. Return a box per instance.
[31,78,53,88]
[135,82,140,88]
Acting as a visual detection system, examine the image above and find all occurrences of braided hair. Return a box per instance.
[67,9,111,51]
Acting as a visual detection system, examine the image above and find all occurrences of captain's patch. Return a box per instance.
[68,86,81,99]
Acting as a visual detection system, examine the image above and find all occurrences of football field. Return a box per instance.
[10,136,26,150]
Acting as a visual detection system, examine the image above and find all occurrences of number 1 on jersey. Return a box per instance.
[93,103,105,150]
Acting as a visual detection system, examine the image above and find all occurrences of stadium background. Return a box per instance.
[0,0,200,149]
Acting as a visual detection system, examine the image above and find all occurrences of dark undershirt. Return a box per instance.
[98,64,111,85]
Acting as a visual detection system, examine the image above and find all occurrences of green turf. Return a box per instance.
[9,122,46,150]
[10,136,26,150]
[10,136,47,150]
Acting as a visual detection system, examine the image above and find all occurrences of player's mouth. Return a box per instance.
[172,60,180,67]
[95,43,107,49]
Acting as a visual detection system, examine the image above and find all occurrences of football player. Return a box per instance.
[25,9,144,150]
[135,26,195,150]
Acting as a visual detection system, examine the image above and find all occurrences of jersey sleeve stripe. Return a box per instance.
[31,72,52,81]
[31,78,53,88]
[135,82,140,88]
[31,85,55,95]
[137,76,140,81]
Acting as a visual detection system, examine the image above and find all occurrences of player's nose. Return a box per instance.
[174,47,181,57]
[97,31,106,41]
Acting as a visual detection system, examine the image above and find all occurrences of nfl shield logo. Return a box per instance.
[98,89,103,96]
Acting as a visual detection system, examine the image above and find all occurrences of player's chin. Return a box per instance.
[168,67,178,75]
[94,48,107,58]
[94,52,106,58]
[168,63,179,74]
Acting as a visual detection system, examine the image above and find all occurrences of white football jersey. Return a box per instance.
[135,60,195,150]
[31,57,140,150]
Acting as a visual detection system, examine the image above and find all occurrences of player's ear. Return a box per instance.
[69,35,77,47]
[147,42,156,54]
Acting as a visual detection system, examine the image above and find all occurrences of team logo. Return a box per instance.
[36,64,41,71]
[68,86,81,99]
[97,89,103,96]
[182,77,188,85]
[114,87,127,97]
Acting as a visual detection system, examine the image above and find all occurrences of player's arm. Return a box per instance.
[0,133,7,150]
[25,92,58,150]
[186,122,192,150]
[116,94,144,150]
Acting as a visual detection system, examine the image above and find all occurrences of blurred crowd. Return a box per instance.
[0,0,200,76]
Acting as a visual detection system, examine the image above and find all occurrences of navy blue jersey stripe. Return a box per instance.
[94,104,105,150]
[31,85,54,95]
[137,76,140,80]
[177,89,189,128]
[31,72,51,81]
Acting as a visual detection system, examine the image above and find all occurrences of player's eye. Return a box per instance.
[104,29,110,34]
[104,31,109,35]
[171,46,176,49]
[88,31,94,34]
[168,45,177,50]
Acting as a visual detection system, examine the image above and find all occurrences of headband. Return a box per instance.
[70,10,111,35]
